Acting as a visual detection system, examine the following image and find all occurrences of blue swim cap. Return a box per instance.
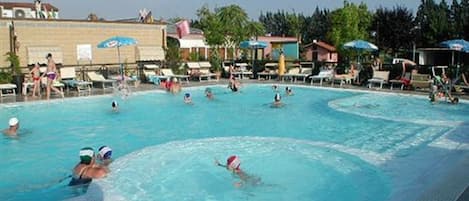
[185,93,190,98]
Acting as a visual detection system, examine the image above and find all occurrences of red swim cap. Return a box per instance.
[227,155,240,170]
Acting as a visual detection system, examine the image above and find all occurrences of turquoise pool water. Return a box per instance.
[1,84,468,201]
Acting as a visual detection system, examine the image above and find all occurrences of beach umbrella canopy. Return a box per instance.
[97,36,138,79]
[439,39,469,65]
[439,39,469,51]
[240,40,268,49]
[343,39,378,51]
[97,36,138,48]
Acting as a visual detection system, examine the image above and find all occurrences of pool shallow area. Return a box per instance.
[89,137,389,201]
[0,84,468,201]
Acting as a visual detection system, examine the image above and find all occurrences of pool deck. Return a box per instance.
[1,78,468,104]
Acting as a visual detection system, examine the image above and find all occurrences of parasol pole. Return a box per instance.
[117,45,124,80]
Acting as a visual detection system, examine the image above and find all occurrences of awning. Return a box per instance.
[27,46,63,65]
[136,46,165,61]
[179,39,208,48]
[144,64,160,69]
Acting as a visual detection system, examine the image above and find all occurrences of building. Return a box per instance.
[0,2,59,19]
[303,40,338,63]
[257,36,299,60]
[0,18,166,69]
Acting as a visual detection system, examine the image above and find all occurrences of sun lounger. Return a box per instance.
[389,72,411,90]
[86,72,116,89]
[410,73,431,89]
[197,62,217,81]
[60,67,92,93]
[233,63,252,79]
[0,84,17,97]
[282,68,300,82]
[161,68,190,84]
[331,69,360,87]
[368,71,390,89]
[310,69,333,86]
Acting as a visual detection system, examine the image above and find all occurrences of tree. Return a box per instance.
[373,6,416,55]
[416,0,451,47]
[259,11,290,37]
[303,7,331,45]
[216,5,250,54]
[328,1,373,50]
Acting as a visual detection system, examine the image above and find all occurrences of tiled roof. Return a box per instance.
[304,41,336,52]
[0,2,58,11]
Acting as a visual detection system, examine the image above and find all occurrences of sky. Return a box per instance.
[5,0,422,20]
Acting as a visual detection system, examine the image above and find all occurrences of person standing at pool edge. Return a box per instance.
[3,117,19,136]
[43,53,64,100]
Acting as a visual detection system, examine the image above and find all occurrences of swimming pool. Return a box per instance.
[0,84,468,201]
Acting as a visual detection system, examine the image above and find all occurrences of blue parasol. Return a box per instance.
[97,36,138,79]
[343,39,378,64]
[240,40,268,49]
[439,39,469,65]
[343,39,378,51]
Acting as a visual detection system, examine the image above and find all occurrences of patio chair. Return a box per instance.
[0,84,17,97]
[160,68,190,84]
[410,73,431,89]
[294,68,312,83]
[60,67,92,93]
[310,69,333,86]
[367,71,390,89]
[86,72,116,89]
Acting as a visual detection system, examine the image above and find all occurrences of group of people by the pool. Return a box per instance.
[27,53,64,100]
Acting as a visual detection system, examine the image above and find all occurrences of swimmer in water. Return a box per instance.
[184,93,193,104]
[272,93,283,108]
[68,147,108,186]
[215,155,261,188]
[205,88,214,100]
[285,86,293,96]
[97,146,113,166]
[111,100,119,112]
[3,117,19,136]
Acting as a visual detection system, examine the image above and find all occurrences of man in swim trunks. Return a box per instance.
[43,53,64,100]
[3,117,19,136]
[69,147,108,186]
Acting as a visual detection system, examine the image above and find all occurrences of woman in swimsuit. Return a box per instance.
[30,63,41,97]
[43,53,64,100]
[69,147,108,186]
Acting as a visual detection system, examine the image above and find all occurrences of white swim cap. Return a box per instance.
[9,117,19,126]
[98,146,112,160]
[79,147,95,164]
